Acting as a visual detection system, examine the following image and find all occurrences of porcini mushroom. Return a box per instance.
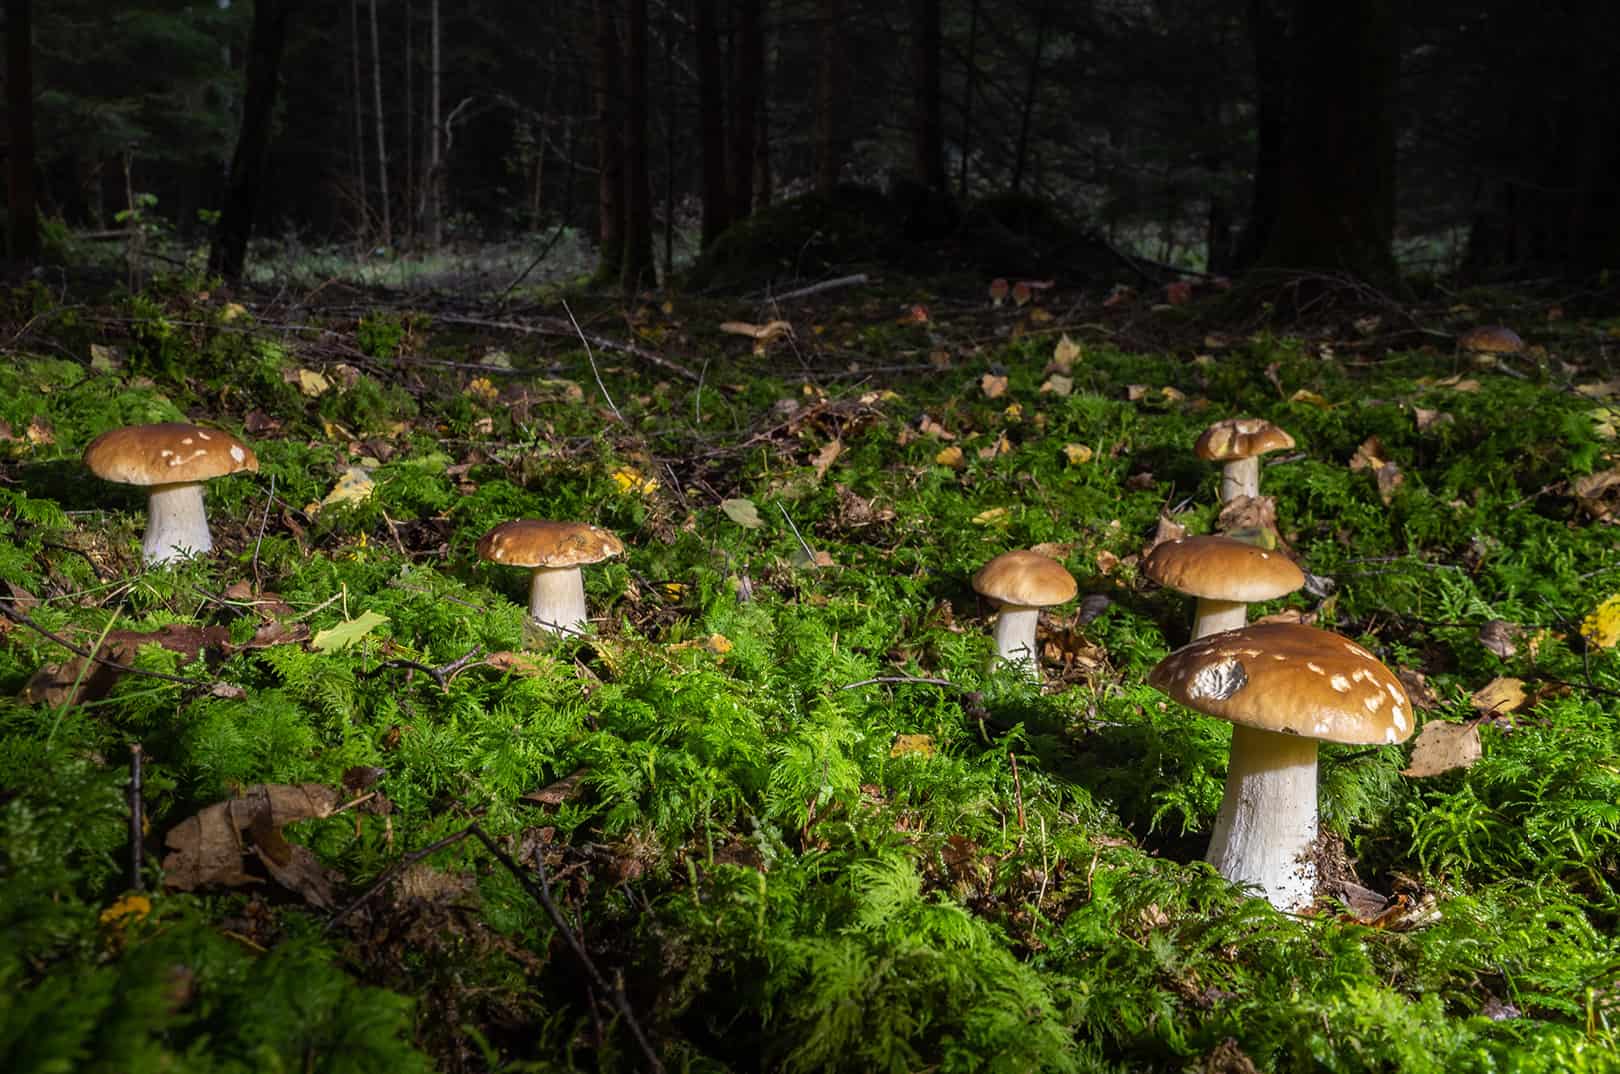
[1143,535,1304,639]
[1149,623,1413,911]
[971,550,1077,682]
[1457,325,1524,368]
[83,422,258,565]
[476,519,624,636]
[1195,418,1294,504]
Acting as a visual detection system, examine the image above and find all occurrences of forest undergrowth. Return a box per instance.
[2,270,1620,1073]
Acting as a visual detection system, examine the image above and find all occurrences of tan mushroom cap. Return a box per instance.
[1195,418,1295,462]
[972,550,1078,607]
[84,423,258,485]
[1143,535,1305,603]
[476,519,624,568]
[1458,325,1524,354]
[1149,623,1414,745]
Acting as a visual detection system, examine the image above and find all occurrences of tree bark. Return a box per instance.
[1258,0,1398,287]
[1010,2,1049,195]
[694,0,729,245]
[1233,0,1287,270]
[209,0,294,281]
[5,0,39,261]
[813,0,844,192]
[592,0,625,283]
[728,0,762,222]
[909,0,944,190]
[619,0,655,290]
[369,0,392,246]
[958,0,979,198]
[427,0,442,247]
[350,0,369,238]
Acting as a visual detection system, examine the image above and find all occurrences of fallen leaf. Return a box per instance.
[1401,721,1483,777]
[1126,384,1149,401]
[1374,461,1404,505]
[721,498,765,528]
[1217,494,1279,537]
[1052,334,1081,370]
[483,650,551,676]
[290,368,332,397]
[1062,443,1093,465]
[976,433,1011,460]
[812,439,843,479]
[522,768,590,806]
[917,415,955,440]
[1413,407,1453,432]
[1288,388,1333,408]
[1580,594,1620,648]
[1471,676,1526,714]
[935,445,965,469]
[162,783,343,907]
[1478,619,1522,660]
[1040,374,1073,396]
[465,376,500,404]
[1575,380,1620,399]
[26,417,54,445]
[1349,436,1387,471]
[971,507,1009,526]
[21,625,231,707]
[311,610,389,653]
[1095,549,1120,574]
[1145,516,1187,553]
[980,373,1009,399]
[311,466,375,514]
[889,734,936,758]
[611,466,659,495]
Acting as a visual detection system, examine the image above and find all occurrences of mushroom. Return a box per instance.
[83,422,258,565]
[1143,535,1304,639]
[476,519,624,636]
[1457,325,1524,367]
[971,550,1077,682]
[1195,418,1295,504]
[1148,623,1413,911]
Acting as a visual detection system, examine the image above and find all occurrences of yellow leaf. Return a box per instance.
[1063,443,1093,465]
[971,507,1009,525]
[1400,721,1483,778]
[1003,402,1022,420]
[1028,308,1053,323]
[466,376,499,404]
[99,893,152,928]
[296,368,331,397]
[935,445,965,469]
[1470,677,1526,713]
[1289,388,1333,408]
[889,733,936,758]
[221,302,249,322]
[611,466,659,495]
[1581,594,1620,648]
[314,467,374,513]
[977,434,1011,460]
[1052,333,1082,369]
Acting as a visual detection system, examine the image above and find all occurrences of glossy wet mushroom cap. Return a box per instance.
[1194,418,1295,464]
[1457,325,1524,355]
[971,550,1079,608]
[1144,535,1304,604]
[476,519,625,568]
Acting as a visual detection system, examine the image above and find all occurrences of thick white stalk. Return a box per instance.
[989,603,1042,682]
[143,482,212,565]
[1205,724,1319,911]
[527,566,588,635]
[1220,456,1260,503]
[1191,598,1247,639]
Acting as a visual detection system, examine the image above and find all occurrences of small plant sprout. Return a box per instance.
[476,519,624,636]
[83,423,258,565]
[1195,417,1295,504]
[971,550,1077,682]
[1149,623,1414,912]
[1143,535,1304,639]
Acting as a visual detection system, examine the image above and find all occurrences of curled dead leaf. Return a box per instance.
[1401,720,1483,778]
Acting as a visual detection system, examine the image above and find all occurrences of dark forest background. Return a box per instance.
[3,0,1620,292]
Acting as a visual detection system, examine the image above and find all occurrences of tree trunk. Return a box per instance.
[369,0,392,246]
[1011,2,1049,195]
[909,0,944,190]
[593,0,625,283]
[694,0,729,245]
[427,0,442,247]
[402,0,414,244]
[1233,0,1287,270]
[350,0,369,239]
[813,0,844,192]
[728,0,762,222]
[209,0,294,281]
[5,0,39,261]
[620,0,655,290]
[1259,0,1398,287]
[958,0,979,198]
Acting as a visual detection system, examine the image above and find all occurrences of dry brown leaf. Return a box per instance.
[1051,334,1081,370]
[812,438,843,480]
[522,768,590,806]
[1349,436,1387,472]
[1401,720,1483,778]
[918,415,955,440]
[1040,374,1074,396]
[26,417,54,445]
[22,625,231,707]
[1028,541,1076,560]
[1471,676,1526,714]
[1374,461,1404,505]
[1478,619,1522,660]
[1145,516,1187,554]
[162,784,342,906]
[976,433,1011,460]
[1413,407,1454,432]
[1397,667,1439,710]
[1217,494,1279,537]
[1126,384,1149,401]
[484,650,551,676]
[1095,549,1120,575]
[980,373,1009,399]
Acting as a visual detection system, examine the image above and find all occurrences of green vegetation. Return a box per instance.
[2,277,1619,1072]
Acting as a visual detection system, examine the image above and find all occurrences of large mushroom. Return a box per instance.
[476,519,624,636]
[83,422,258,565]
[971,550,1077,682]
[1457,325,1524,366]
[1143,535,1304,639]
[1195,418,1294,504]
[1149,623,1413,911]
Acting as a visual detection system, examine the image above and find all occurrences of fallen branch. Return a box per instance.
[0,601,213,688]
[357,645,486,691]
[767,273,869,303]
[434,313,700,383]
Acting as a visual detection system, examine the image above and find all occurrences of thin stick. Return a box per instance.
[129,743,145,891]
[0,602,211,690]
[767,273,868,303]
[840,675,956,691]
[562,298,622,422]
[776,503,818,568]
[325,827,474,929]
[252,472,276,586]
[355,645,486,690]
[1009,751,1027,833]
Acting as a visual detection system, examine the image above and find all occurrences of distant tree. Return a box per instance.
[1232,0,1287,270]
[592,0,625,282]
[909,0,944,191]
[1258,0,1397,286]
[812,0,843,192]
[209,0,295,281]
[619,0,655,289]
[694,0,729,245]
[728,0,763,222]
[6,0,39,260]
[1010,1,1050,194]
[367,0,391,246]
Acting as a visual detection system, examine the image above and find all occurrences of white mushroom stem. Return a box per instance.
[527,566,588,635]
[1205,725,1319,911]
[989,603,1042,682]
[1220,457,1260,503]
[142,482,213,565]
[1191,598,1247,640]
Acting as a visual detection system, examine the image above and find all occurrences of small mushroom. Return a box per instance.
[1143,535,1304,639]
[1457,325,1524,369]
[476,519,624,636]
[1149,623,1414,911]
[971,550,1077,682]
[1195,418,1294,504]
[83,423,258,565]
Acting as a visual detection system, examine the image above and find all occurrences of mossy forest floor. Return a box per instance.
[3,270,1620,1073]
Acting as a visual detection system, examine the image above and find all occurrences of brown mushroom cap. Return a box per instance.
[1143,535,1305,603]
[1149,623,1414,745]
[83,423,257,485]
[972,550,1078,607]
[1457,325,1524,354]
[1194,418,1295,462]
[476,519,624,568]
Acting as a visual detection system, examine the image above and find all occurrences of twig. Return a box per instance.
[433,312,700,382]
[1009,752,1027,834]
[129,743,145,891]
[356,645,486,691]
[252,472,276,587]
[0,602,209,688]
[776,503,818,568]
[563,299,623,422]
[325,827,474,930]
[767,273,869,303]
[840,674,956,691]
[495,219,572,304]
